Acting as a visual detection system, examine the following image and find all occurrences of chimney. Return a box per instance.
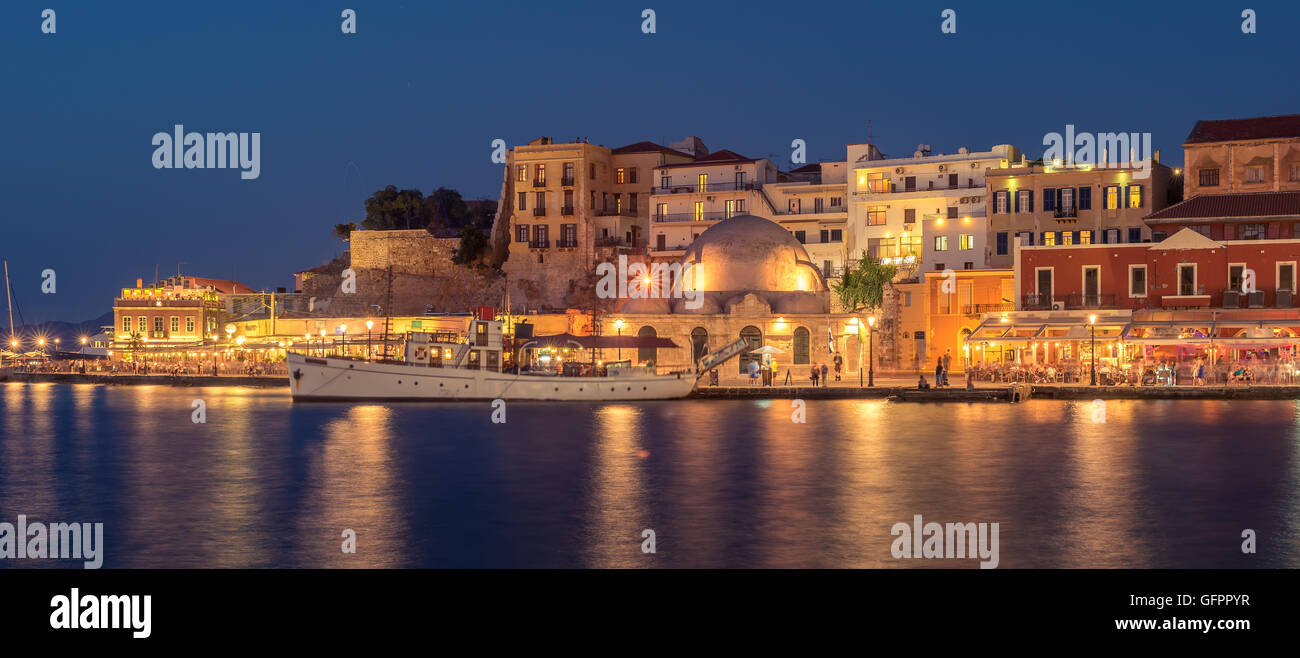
[136,277,143,288]
[1153,149,1161,163]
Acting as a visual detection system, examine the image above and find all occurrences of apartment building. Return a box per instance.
[648,149,779,258]
[1184,113,1300,199]
[986,160,1173,268]
[763,161,850,277]
[848,143,1019,272]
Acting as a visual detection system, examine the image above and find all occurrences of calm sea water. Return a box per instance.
[0,381,1297,568]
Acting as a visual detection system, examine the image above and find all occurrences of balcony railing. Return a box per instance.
[1022,293,1116,309]
[561,205,574,216]
[594,236,649,248]
[560,176,575,186]
[963,303,1015,315]
[653,211,732,223]
[597,207,638,217]
[651,182,763,194]
[864,181,982,194]
[1023,293,1052,310]
[533,207,547,216]
[774,205,847,216]
[556,239,578,249]
[1053,208,1078,218]
[528,239,550,249]
[532,179,546,188]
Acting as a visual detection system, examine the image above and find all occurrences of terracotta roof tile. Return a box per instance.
[1184,114,1300,144]
[1145,191,1300,221]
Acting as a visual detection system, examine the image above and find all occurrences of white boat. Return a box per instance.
[286,317,696,401]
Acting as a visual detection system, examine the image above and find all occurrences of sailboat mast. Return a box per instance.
[4,260,13,340]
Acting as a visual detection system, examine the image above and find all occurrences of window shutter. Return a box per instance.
[1043,188,1055,211]
[1101,228,1109,244]
[1136,185,1144,207]
[1055,188,1063,211]
[1027,190,1034,212]
[1014,190,1020,213]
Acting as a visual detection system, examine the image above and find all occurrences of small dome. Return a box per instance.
[681,214,828,293]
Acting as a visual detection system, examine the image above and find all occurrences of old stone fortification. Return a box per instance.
[302,229,506,315]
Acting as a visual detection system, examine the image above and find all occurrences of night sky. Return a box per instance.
[2,0,1298,322]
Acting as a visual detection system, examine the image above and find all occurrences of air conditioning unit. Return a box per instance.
[1279,290,1294,307]
[1223,291,1240,308]
[1051,301,1066,311]
[1249,291,1265,307]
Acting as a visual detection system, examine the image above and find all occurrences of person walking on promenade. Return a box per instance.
[820,363,829,386]
[942,350,952,387]
[833,353,843,381]
[935,357,945,388]
[811,364,820,387]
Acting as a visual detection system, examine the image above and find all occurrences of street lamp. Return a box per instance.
[320,329,326,357]
[867,316,876,387]
[366,319,374,359]
[614,319,625,360]
[1089,314,1098,386]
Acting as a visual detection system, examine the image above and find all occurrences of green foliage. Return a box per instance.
[832,251,897,311]
[453,225,489,265]
[361,186,432,231]
[333,222,358,242]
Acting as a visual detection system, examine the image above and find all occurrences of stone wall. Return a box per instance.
[302,229,507,316]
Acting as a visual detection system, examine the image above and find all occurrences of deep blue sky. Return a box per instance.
[3,0,1298,322]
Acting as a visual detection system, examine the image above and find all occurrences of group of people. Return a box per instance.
[744,353,846,386]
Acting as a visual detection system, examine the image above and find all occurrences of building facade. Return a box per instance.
[848,143,1018,270]
[986,161,1173,268]
[648,149,780,258]
[1183,113,1300,199]
[762,160,850,277]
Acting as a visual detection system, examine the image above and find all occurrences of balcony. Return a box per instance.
[561,205,574,216]
[594,236,648,249]
[963,303,1015,315]
[532,178,546,188]
[560,176,575,187]
[597,207,638,217]
[1053,208,1078,219]
[1063,293,1116,309]
[860,181,983,195]
[653,211,730,223]
[528,239,551,249]
[533,207,547,217]
[556,239,578,249]
[774,205,847,216]
[651,181,763,194]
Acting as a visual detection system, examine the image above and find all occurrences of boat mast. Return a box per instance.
[4,260,13,342]
[381,264,393,360]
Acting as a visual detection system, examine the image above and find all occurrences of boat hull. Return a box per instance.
[287,353,696,401]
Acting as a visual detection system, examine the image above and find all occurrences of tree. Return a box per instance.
[832,251,897,312]
[361,186,431,230]
[334,222,358,242]
[426,187,468,232]
[452,225,489,264]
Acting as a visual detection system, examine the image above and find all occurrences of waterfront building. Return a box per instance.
[1183,113,1300,199]
[891,268,1015,372]
[648,149,779,259]
[986,159,1174,269]
[497,136,695,308]
[606,214,870,384]
[111,277,235,351]
[1144,190,1300,241]
[762,161,851,278]
[848,143,1018,270]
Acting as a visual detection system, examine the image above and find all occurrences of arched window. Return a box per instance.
[690,327,709,361]
[792,327,811,364]
[637,326,657,364]
[739,325,762,374]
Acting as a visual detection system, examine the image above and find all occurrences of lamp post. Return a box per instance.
[853,318,862,387]
[1089,314,1097,386]
[319,329,326,357]
[867,315,876,387]
[366,319,374,359]
[614,319,625,361]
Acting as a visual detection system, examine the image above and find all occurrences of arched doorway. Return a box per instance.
[792,327,810,364]
[637,326,657,365]
[690,327,709,362]
[739,325,762,374]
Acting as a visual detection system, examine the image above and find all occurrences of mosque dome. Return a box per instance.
[681,214,828,293]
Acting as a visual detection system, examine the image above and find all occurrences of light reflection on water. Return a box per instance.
[0,382,1295,568]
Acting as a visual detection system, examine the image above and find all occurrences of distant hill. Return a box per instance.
[6,311,114,344]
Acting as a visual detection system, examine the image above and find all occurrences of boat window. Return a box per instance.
[486,350,499,372]
[467,349,481,370]
[475,322,488,346]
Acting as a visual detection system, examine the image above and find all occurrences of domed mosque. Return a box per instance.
[608,214,864,383]
[617,214,831,315]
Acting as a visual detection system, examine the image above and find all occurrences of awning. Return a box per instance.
[519,333,679,350]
